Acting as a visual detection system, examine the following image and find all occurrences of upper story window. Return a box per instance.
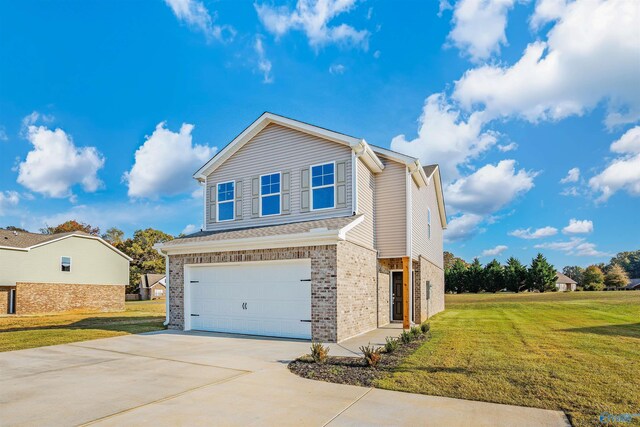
[217,181,235,222]
[427,208,432,240]
[61,256,71,272]
[260,172,281,216]
[311,162,335,210]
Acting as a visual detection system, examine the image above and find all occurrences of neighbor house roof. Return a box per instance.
[141,274,166,289]
[156,215,363,254]
[556,272,578,284]
[0,229,132,261]
[626,278,640,290]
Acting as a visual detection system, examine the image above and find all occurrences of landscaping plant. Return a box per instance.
[384,336,399,353]
[360,344,382,367]
[310,342,329,364]
[410,325,422,338]
[420,322,430,334]
[400,330,413,344]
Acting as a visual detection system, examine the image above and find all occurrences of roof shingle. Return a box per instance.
[0,229,91,249]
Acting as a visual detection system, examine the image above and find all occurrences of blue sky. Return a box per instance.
[0,0,638,269]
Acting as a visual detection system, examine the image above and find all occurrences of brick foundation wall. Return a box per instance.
[336,241,378,341]
[0,286,12,314]
[14,283,125,315]
[167,245,339,341]
[418,256,445,318]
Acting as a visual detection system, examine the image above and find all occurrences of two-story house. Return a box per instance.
[156,113,447,343]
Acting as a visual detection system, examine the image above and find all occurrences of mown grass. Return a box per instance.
[376,292,640,427]
[0,300,166,352]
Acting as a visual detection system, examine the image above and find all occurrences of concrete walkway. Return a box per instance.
[0,330,570,427]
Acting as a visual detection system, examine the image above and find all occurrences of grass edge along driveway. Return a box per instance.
[0,300,166,352]
[376,292,640,427]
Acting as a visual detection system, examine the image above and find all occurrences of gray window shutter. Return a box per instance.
[251,177,260,218]
[281,171,291,214]
[209,186,216,222]
[300,168,310,212]
[336,161,347,208]
[235,180,243,220]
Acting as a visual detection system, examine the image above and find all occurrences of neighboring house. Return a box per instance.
[0,229,130,315]
[156,112,447,343]
[555,272,578,292]
[625,278,640,290]
[138,274,166,300]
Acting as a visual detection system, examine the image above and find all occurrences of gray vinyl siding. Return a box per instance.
[205,123,353,231]
[375,156,407,258]
[411,178,444,269]
[347,157,375,249]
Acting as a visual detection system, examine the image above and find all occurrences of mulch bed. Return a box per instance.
[288,333,429,387]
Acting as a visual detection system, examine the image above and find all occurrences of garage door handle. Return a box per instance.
[190,280,199,283]
[300,320,311,323]
[300,279,311,282]
[191,314,200,317]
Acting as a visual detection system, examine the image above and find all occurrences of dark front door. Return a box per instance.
[392,272,403,321]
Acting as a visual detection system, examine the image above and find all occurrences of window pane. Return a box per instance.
[218,201,234,220]
[312,176,322,187]
[323,163,334,175]
[313,187,334,209]
[311,165,322,177]
[61,257,71,272]
[261,194,280,216]
[323,173,334,186]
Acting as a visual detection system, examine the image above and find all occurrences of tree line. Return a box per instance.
[4,220,175,293]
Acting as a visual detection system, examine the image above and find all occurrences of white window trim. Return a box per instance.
[310,161,336,212]
[427,208,432,240]
[259,171,282,217]
[61,256,72,272]
[216,180,235,222]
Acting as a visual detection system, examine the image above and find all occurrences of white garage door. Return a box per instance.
[187,259,312,339]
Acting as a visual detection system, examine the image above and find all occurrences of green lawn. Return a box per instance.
[376,292,640,427]
[0,300,166,352]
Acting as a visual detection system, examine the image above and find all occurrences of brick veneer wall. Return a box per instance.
[335,241,378,341]
[0,286,11,314]
[167,245,339,341]
[419,256,445,318]
[377,272,390,326]
[14,283,124,315]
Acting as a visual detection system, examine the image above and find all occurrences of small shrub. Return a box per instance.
[400,330,413,344]
[385,337,399,353]
[420,322,431,334]
[360,344,382,367]
[410,326,422,338]
[310,342,329,364]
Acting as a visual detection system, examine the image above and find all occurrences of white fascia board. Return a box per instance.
[337,215,365,239]
[432,167,448,228]
[155,229,345,255]
[14,234,133,261]
[0,246,29,252]
[371,146,417,165]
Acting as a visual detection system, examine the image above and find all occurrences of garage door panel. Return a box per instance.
[187,260,312,339]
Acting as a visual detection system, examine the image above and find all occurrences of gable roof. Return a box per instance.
[423,165,447,229]
[141,273,166,288]
[556,272,578,284]
[0,229,132,261]
[193,112,384,180]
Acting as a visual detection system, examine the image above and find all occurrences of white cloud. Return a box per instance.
[182,224,198,235]
[0,126,8,141]
[530,0,567,29]
[255,0,369,50]
[480,244,508,257]
[124,122,215,199]
[444,213,484,242]
[562,218,593,235]
[535,237,610,257]
[509,226,558,239]
[254,36,273,84]
[560,167,580,183]
[497,142,518,152]
[164,0,235,42]
[454,0,640,126]
[373,50,381,59]
[329,63,346,74]
[446,0,516,62]
[446,160,537,215]
[0,191,19,214]
[589,126,640,201]
[17,124,104,198]
[390,93,497,182]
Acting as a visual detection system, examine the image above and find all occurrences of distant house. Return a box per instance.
[0,229,130,315]
[138,274,166,300]
[555,272,577,292]
[625,278,640,290]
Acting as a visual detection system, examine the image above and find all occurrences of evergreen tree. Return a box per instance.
[504,257,528,292]
[466,258,484,293]
[484,259,505,293]
[527,253,557,292]
[582,265,605,291]
[445,259,468,293]
[604,264,629,289]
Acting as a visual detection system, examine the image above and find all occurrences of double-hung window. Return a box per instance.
[311,162,335,210]
[427,208,432,240]
[260,173,281,216]
[61,256,71,272]
[217,181,235,222]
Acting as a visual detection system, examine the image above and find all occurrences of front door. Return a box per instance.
[392,271,403,321]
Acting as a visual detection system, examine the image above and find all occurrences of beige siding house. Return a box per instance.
[0,230,130,315]
[157,113,447,342]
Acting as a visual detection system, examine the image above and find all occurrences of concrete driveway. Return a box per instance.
[0,330,569,427]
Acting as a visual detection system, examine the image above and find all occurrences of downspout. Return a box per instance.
[406,167,413,323]
[157,248,170,327]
